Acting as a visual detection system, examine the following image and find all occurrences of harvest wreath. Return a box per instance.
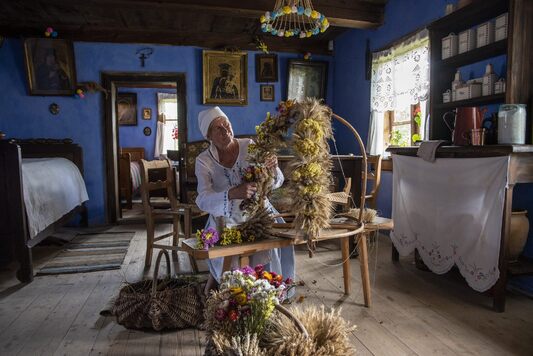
[195,98,368,254]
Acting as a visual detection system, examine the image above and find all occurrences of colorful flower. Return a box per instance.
[228,309,239,322]
[195,227,219,250]
[235,292,248,305]
[215,308,226,321]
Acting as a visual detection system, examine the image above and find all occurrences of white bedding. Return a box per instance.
[21,157,89,238]
[130,161,142,192]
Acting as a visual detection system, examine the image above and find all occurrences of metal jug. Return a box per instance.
[443,107,487,146]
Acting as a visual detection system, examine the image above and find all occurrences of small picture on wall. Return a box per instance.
[117,93,137,126]
[143,127,152,136]
[142,108,152,120]
[260,85,275,101]
[255,54,278,82]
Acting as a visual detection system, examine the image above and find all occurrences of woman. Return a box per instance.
[195,106,295,294]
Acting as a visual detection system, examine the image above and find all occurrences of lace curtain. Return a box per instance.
[368,30,429,155]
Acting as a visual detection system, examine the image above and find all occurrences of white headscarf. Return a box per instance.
[198,106,228,139]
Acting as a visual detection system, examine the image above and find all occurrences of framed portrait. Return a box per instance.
[255,54,278,82]
[23,38,77,96]
[287,60,328,102]
[203,50,248,106]
[260,85,275,101]
[143,127,152,136]
[142,108,152,120]
[116,93,137,126]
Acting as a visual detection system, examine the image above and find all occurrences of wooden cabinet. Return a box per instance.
[389,145,533,312]
[428,0,533,142]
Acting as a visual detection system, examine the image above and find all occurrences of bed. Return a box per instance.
[119,147,144,209]
[0,138,88,282]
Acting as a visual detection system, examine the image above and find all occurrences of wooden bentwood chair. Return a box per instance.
[363,155,383,210]
[139,159,201,272]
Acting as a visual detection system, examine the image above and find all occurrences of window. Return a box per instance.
[156,92,179,157]
[368,30,430,156]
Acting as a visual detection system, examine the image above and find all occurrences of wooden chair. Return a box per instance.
[139,159,199,271]
[363,155,382,209]
[327,177,352,212]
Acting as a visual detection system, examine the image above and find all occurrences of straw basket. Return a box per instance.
[112,250,206,331]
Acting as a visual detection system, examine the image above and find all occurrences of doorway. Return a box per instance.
[101,72,187,224]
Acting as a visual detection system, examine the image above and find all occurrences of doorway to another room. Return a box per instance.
[101,73,187,224]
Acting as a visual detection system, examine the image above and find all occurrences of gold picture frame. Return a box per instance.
[203,50,248,106]
[23,38,77,96]
[142,108,152,120]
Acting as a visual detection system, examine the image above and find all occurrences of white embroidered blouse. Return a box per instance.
[195,138,284,227]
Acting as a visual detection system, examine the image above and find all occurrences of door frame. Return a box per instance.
[101,72,187,223]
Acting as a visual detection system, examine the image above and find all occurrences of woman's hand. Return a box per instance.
[264,154,278,172]
[229,182,257,200]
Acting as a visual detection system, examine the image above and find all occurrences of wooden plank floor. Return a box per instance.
[1,224,532,356]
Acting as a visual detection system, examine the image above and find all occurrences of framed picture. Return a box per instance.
[255,54,278,82]
[23,38,77,96]
[203,50,248,106]
[287,60,328,102]
[143,127,152,136]
[260,85,275,101]
[142,108,152,120]
[116,93,137,126]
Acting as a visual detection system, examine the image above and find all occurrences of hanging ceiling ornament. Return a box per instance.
[260,0,330,38]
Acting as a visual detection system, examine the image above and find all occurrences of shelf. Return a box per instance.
[435,93,505,109]
[428,0,508,33]
[440,40,507,68]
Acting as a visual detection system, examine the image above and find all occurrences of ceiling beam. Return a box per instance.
[0,24,333,54]
[36,0,385,29]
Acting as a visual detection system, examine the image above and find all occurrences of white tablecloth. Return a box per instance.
[391,154,508,292]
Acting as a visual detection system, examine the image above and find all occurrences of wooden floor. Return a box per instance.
[1,224,532,356]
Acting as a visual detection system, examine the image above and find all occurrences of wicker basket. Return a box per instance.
[112,250,206,331]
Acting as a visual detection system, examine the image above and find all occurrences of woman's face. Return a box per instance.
[208,116,234,148]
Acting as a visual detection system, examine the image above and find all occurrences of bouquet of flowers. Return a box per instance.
[205,264,293,338]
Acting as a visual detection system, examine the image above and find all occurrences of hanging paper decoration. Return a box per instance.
[171,126,179,140]
[44,27,58,38]
[260,0,329,38]
[74,88,85,99]
[255,37,269,54]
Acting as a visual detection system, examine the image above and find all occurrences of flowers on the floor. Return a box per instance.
[205,265,292,338]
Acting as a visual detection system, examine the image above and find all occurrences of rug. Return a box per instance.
[37,231,135,275]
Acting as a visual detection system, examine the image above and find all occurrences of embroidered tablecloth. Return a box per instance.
[391,154,509,292]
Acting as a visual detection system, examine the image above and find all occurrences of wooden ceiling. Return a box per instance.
[0,0,387,54]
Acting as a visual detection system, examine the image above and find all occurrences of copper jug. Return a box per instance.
[443,107,487,146]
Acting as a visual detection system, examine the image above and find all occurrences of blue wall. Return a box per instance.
[332,0,448,218]
[333,0,533,290]
[118,88,175,160]
[0,39,333,225]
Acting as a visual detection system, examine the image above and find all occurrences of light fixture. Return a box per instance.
[260,0,329,38]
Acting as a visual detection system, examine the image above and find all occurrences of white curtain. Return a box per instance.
[368,29,430,155]
[154,115,165,158]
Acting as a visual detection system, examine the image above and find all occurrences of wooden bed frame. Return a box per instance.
[119,147,145,209]
[0,138,88,283]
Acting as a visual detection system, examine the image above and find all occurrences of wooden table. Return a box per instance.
[182,222,374,306]
[388,145,533,312]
